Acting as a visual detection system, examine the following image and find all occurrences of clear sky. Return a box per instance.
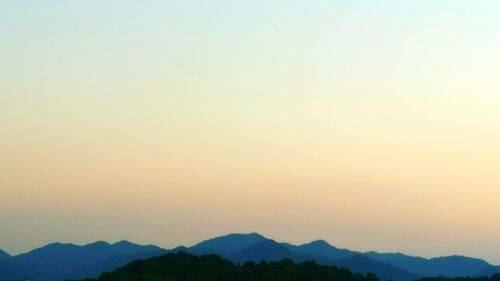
[1,0,500,263]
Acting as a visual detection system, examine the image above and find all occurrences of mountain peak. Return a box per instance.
[335,254,420,281]
[306,239,333,247]
[40,242,76,249]
[229,239,305,263]
[1,234,496,281]
[0,249,10,259]
[365,251,493,278]
[293,239,356,260]
[110,240,163,253]
[87,241,111,247]
[190,232,268,256]
[113,240,135,246]
[220,232,267,240]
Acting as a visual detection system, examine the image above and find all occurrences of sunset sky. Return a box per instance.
[1,1,500,263]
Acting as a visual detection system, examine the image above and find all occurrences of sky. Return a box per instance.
[1,0,500,263]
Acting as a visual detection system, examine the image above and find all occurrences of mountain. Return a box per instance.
[229,239,310,263]
[288,239,357,260]
[13,240,163,276]
[88,252,384,281]
[365,252,494,277]
[0,241,167,281]
[188,234,417,281]
[0,260,47,281]
[0,249,10,260]
[334,254,420,281]
[188,232,267,257]
[184,233,497,281]
[1,233,499,281]
[64,249,168,280]
[425,256,493,277]
[476,266,500,277]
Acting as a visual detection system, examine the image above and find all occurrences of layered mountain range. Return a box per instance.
[1,233,499,281]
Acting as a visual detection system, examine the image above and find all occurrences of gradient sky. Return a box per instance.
[1,0,500,263]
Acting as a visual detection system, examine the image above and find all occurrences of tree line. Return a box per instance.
[81,252,500,281]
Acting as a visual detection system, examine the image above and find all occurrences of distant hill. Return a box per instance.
[334,254,420,281]
[0,241,167,281]
[365,252,493,277]
[64,249,168,280]
[188,232,267,257]
[89,252,383,281]
[0,249,10,260]
[189,235,417,281]
[229,239,310,263]
[1,233,498,281]
[0,260,46,281]
[13,240,165,277]
[286,239,357,260]
[475,266,500,277]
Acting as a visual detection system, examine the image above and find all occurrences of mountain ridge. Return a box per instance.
[1,233,499,281]
[0,249,10,260]
[1,241,166,281]
[365,252,494,277]
[286,239,357,260]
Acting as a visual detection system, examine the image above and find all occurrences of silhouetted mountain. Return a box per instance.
[89,252,383,281]
[428,256,493,277]
[0,259,50,281]
[0,241,166,281]
[334,254,420,281]
[476,266,500,277]
[1,233,499,281]
[288,239,357,260]
[229,239,309,263]
[226,239,417,281]
[188,233,267,257]
[170,245,189,253]
[0,249,10,260]
[365,252,494,277]
[189,234,412,281]
[13,241,163,277]
[65,249,168,280]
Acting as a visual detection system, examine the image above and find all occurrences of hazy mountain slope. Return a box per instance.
[228,239,311,263]
[188,232,266,256]
[1,233,499,281]
[0,260,50,281]
[475,266,500,277]
[334,254,420,281]
[7,241,165,281]
[365,252,494,277]
[187,233,495,281]
[65,249,168,280]
[197,236,417,281]
[427,256,493,277]
[288,239,357,260]
[0,250,10,260]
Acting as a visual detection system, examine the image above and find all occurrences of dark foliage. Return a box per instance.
[89,252,382,281]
